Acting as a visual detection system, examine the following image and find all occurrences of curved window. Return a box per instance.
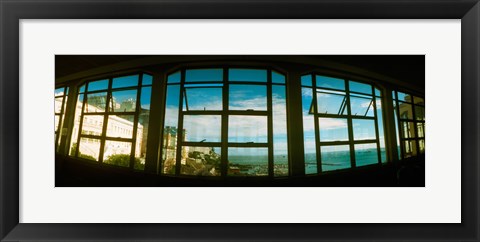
[301,74,385,174]
[161,68,288,177]
[55,86,69,151]
[68,73,152,170]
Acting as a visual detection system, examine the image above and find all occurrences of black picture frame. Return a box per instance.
[1,0,478,241]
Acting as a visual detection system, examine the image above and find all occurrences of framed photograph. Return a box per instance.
[1,0,478,241]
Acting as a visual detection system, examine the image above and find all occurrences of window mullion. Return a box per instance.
[221,67,229,177]
[98,78,112,164]
[267,70,274,178]
[345,80,356,168]
[371,86,382,164]
[174,69,186,176]
[312,75,322,173]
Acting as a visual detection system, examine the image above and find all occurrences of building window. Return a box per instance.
[301,74,385,174]
[55,86,69,151]
[392,91,425,158]
[68,73,152,170]
[161,68,288,177]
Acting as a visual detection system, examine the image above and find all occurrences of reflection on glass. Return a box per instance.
[316,90,347,115]
[355,143,378,166]
[272,71,285,84]
[417,123,425,138]
[112,75,139,89]
[349,81,372,95]
[162,85,180,174]
[167,71,181,84]
[103,140,132,167]
[316,75,345,90]
[185,69,223,82]
[87,79,109,92]
[180,146,221,176]
[78,137,100,161]
[228,147,268,176]
[321,145,350,172]
[352,119,376,140]
[110,89,137,112]
[228,116,267,143]
[401,121,416,139]
[183,115,221,142]
[404,140,417,158]
[184,87,222,111]
[319,118,348,141]
[415,105,425,120]
[69,94,84,156]
[229,84,267,110]
[85,92,108,112]
[349,95,374,117]
[229,69,267,82]
[81,115,104,136]
[302,87,317,174]
[301,75,312,86]
[106,115,135,138]
[398,102,414,119]
[272,85,288,176]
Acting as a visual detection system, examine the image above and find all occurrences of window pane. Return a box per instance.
[229,69,267,82]
[135,87,151,170]
[401,121,416,138]
[415,105,425,120]
[87,79,109,92]
[413,96,424,105]
[167,71,181,84]
[319,118,348,142]
[301,75,312,86]
[321,145,351,172]
[349,95,374,117]
[398,101,414,119]
[69,94,84,156]
[78,137,100,161]
[79,84,86,93]
[55,115,60,131]
[112,75,139,89]
[316,75,345,90]
[272,71,285,84]
[55,87,65,96]
[375,88,381,97]
[229,84,267,111]
[162,85,180,174]
[110,89,137,112]
[393,101,401,160]
[103,140,132,167]
[184,87,222,111]
[272,85,288,176]
[316,90,347,115]
[419,139,425,154]
[81,115,104,136]
[55,97,64,113]
[417,122,425,138]
[349,81,372,95]
[185,69,223,82]
[352,119,376,140]
[404,140,417,158]
[375,98,386,163]
[142,74,153,86]
[228,116,267,143]
[355,143,378,166]
[397,92,412,103]
[183,115,221,142]
[106,115,135,139]
[180,146,221,176]
[302,87,317,174]
[85,92,108,112]
[228,147,268,176]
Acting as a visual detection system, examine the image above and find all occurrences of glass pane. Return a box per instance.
[355,143,378,166]
[413,96,424,105]
[398,101,414,119]
[419,139,425,154]
[352,119,376,140]
[69,94,84,156]
[112,75,139,89]
[415,105,425,120]
[316,75,345,90]
[162,85,180,174]
[272,85,288,176]
[87,79,109,92]
[184,87,222,111]
[404,140,417,158]
[183,115,221,142]
[85,92,108,112]
[272,71,285,84]
[103,140,132,167]
[397,92,412,103]
[142,74,153,86]
[316,90,347,115]
[375,88,381,97]
[79,84,86,93]
[321,145,351,172]
[81,115,104,136]
[349,81,372,95]
[55,115,60,131]
[78,137,101,161]
[376,98,386,163]
[185,69,223,82]
[229,69,267,82]
[319,118,348,142]
[180,146,221,176]
[167,71,181,84]
[228,116,267,143]
[228,147,268,176]
[393,101,401,160]
[417,122,425,138]
[349,95,374,117]
[401,121,416,139]
[55,97,64,113]
[110,89,137,112]
[55,87,65,96]
[301,75,312,86]
[106,115,135,139]
[135,87,151,171]
[229,84,267,111]
[302,87,317,174]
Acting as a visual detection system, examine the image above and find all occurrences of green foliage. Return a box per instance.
[104,154,144,170]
